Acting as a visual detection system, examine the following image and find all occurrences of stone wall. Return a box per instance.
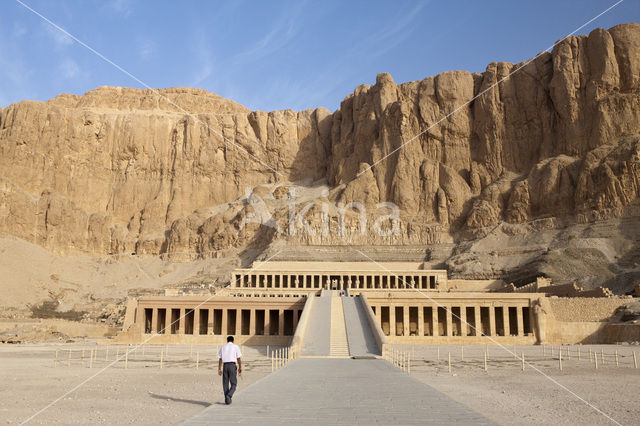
[548,297,631,322]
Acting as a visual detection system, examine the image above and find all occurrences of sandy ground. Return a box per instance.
[394,344,640,425]
[4,342,640,425]
[0,236,236,316]
[1,342,274,425]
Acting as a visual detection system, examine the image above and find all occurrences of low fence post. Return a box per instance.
[559,350,563,371]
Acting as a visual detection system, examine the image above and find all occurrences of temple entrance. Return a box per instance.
[328,275,342,290]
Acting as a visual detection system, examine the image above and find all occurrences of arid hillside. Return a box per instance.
[1,24,639,320]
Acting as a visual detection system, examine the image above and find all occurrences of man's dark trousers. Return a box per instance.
[222,362,238,399]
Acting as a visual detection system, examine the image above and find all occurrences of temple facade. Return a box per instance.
[115,261,632,346]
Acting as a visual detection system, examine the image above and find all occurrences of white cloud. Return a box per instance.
[190,32,215,88]
[59,59,80,79]
[353,2,428,59]
[137,38,155,60]
[43,22,73,47]
[232,0,308,63]
[107,0,133,17]
[13,22,27,38]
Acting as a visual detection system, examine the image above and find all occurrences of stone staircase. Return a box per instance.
[329,295,350,358]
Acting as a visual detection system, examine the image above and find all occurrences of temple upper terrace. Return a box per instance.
[230,261,448,291]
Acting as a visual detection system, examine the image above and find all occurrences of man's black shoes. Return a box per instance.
[225,395,231,405]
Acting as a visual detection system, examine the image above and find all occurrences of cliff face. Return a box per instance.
[1,23,639,260]
[329,24,640,229]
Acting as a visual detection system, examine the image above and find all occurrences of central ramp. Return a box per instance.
[300,290,332,356]
[329,295,350,357]
[181,359,494,425]
[301,292,380,357]
[342,297,380,357]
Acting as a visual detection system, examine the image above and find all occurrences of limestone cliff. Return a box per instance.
[1,24,639,269]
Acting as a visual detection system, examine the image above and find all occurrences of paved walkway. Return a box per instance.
[181,359,493,425]
[343,297,379,357]
[301,292,332,356]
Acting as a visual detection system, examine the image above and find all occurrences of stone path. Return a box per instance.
[300,292,331,357]
[181,358,493,425]
[342,297,379,357]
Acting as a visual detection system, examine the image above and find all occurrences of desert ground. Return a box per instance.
[3,342,639,425]
[402,344,640,425]
[2,343,274,425]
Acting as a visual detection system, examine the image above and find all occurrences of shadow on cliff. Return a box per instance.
[289,109,333,185]
[238,223,279,268]
[603,216,640,295]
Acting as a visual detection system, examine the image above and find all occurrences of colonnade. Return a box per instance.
[232,272,442,290]
[370,303,532,338]
[141,306,303,337]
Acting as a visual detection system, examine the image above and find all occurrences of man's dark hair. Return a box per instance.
[227,336,234,342]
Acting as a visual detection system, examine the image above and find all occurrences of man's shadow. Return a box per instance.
[148,392,211,407]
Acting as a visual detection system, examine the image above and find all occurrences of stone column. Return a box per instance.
[193,309,200,335]
[165,308,172,334]
[517,307,524,336]
[279,274,283,289]
[445,306,453,336]
[251,309,257,335]
[503,307,510,336]
[418,305,425,336]
[221,309,228,336]
[489,306,496,336]
[432,306,439,337]
[389,305,396,336]
[474,306,481,336]
[279,310,285,336]
[264,309,271,336]
[209,308,215,335]
[460,306,467,337]
[152,308,158,333]
[375,305,382,325]
[403,306,410,337]
[293,309,299,332]
[179,308,186,334]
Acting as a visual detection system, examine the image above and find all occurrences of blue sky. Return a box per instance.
[0,0,638,112]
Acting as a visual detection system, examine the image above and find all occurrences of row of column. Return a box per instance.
[144,307,300,337]
[372,304,530,337]
[233,273,439,290]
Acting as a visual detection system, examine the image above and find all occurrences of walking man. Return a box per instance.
[218,336,242,405]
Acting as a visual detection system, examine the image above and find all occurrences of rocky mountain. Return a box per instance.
[1,23,639,297]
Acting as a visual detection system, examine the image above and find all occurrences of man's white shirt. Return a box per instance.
[218,342,242,363]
